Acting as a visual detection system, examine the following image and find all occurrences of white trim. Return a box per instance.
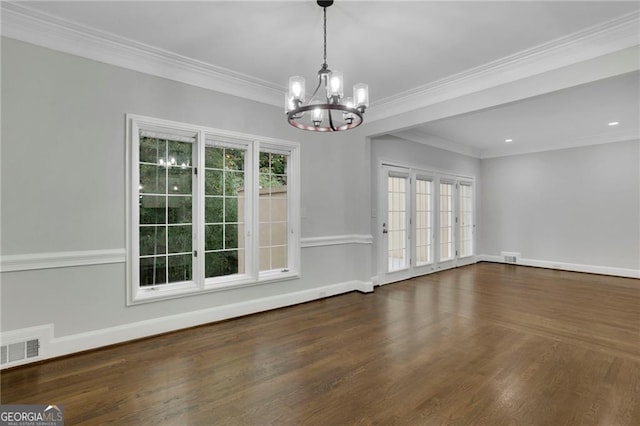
[0,279,373,368]
[0,233,373,273]
[367,10,640,122]
[0,249,126,272]
[392,129,482,159]
[301,234,373,248]
[0,2,283,108]
[476,255,640,279]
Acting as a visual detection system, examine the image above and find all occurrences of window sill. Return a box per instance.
[128,271,300,305]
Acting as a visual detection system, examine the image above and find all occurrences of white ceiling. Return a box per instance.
[5,1,640,156]
[395,71,640,158]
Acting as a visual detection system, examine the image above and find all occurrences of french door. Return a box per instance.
[378,165,474,285]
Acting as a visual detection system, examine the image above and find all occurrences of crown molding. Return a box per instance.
[367,10,640,123]
[2,3,638,118]
[0,2,284,108]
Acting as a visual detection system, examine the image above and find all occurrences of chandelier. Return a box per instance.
[285,0,369,132]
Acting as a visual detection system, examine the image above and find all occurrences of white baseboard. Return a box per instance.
[1,279,372,369]
[476,254,640,279]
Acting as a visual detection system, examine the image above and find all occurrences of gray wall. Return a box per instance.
[2,36,637,351]
[1,38,370,336]
[479,140,640,269]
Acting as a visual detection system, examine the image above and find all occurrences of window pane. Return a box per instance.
[205,146,224,169]
[140,256,166,286]
[168,168,192,194]
[205,224,224,251]
[168,254,192,283]
[205,170,223,195]
[139,164,165,194]
[205,251,239,278]
[225,171,244,196]
[205,197,223,224]
[139,137,166,164]
[139,195,166,224]
[168,196,192,224]
[139,226,166,256]
[225,224,239,249]
[224,197,238,222]
[167,141,192,168]
[168,225,192,254]
[224,148,245,171]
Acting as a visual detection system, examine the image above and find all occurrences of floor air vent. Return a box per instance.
[1,339,40,366]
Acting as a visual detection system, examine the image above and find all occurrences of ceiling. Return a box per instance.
[5,1,640,157]
[395,71,640,158]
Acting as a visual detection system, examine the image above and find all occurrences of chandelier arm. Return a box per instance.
[328,109,337,131]
[309,74,324,104]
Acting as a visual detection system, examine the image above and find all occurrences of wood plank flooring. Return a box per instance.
[2,263,639,425]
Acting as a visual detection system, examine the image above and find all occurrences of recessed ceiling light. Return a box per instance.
[505,138,513,143]
[608,121,620,126]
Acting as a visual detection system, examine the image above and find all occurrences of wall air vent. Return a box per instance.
[0,339,40,366]
[501,251,520,264]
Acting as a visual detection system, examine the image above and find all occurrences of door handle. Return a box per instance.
[382,222,388,234]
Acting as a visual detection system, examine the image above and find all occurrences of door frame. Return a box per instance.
[376,159,476,285]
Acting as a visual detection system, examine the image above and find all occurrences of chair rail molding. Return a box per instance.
[1,249,127,273]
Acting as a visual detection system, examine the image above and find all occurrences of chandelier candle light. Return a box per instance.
[285,0,369,131]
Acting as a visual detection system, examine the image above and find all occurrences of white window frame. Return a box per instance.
[126,114,300,304]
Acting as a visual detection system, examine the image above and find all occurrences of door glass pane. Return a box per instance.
[387,175,408,272]
[439,182,453,261]
[415,179,433,265]
[204,145,245,278]
[459,183,473,257]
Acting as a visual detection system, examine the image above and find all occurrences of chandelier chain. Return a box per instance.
[323,6,327,67]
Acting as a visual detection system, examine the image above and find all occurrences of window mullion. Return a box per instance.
[197,130,206,289]
[250,141,260,280]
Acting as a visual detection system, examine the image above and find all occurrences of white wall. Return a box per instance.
[478,140,640,271]
[0,38,372,359]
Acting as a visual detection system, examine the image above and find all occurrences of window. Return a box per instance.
[203,141,247,280]
[127,115,300,304]
[138,133,195,288]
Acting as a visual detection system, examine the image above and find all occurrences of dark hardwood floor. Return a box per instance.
[2,263,639,425]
